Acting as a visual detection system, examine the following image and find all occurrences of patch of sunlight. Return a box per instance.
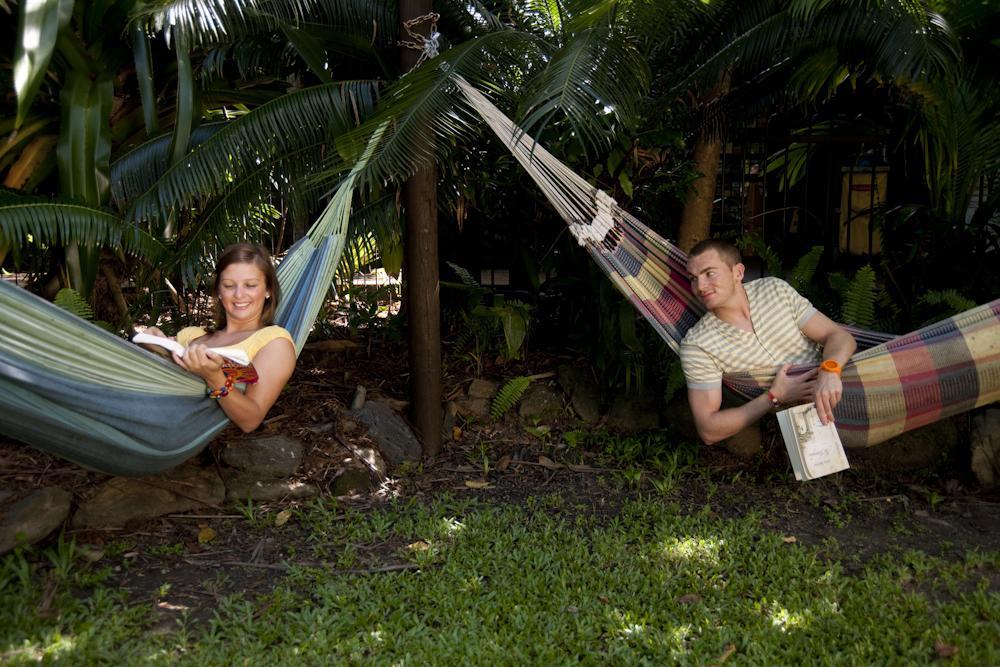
[659,536,724,566]
[6,633,78,661]
[669,623,694,647]
[769,606,805,632]
[369,629,384,643]
[440,517,465,536]
[460,575,485,594]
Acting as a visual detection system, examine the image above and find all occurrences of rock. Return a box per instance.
[557,365,602,424]
[331,469,373,496]
[606,392,659,433]
[221,435,304,477]
[350,400,422,465]
[468,379,498,399]
[851,419,960,472]
[73,464,225,529]
[442,406,457,443]
[722,423,762,459]
[455,397,491,419]
[970,408,1000,488]
[222,471,319,502]
[349,446,388,478]
[0,488,73,555]
[350,385,367,410]
[517,384,564,421]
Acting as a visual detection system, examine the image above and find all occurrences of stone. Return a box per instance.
[350,385,367,410]
[850,419,960,472]
[222,471,319,502]
[557,365,602,424]
[517,384,565,421]
[350,400,422,465]
[467,379,498,399]
[73,464,225,529]
[455,397,490,419]
[220,435,304,477]
[331,469,373,496]
[722,422,762,459]
[606,392,660,433]
[970,408,1000,488]
[0,488,73,555]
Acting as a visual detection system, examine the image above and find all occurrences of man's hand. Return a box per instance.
[769,364,817,405]
[814,370,842,425]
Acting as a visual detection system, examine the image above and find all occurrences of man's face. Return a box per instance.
[687,249,744,310]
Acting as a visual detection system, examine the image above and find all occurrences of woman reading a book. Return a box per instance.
[140,244,296,432]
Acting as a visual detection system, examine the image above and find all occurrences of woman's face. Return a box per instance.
[218,261,268,328]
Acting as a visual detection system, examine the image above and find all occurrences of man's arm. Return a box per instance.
[688,365,817,445]
[800,312,857,424]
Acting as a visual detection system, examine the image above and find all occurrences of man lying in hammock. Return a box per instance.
[679,239,857,445]
[140,243,296,433]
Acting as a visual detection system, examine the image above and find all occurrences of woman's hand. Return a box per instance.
[814,370,843,425]
[172,343,227,389]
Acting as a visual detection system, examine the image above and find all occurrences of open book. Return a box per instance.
[776,403,849,481]
[132,332,259,385]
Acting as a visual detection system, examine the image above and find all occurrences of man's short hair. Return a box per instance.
[688,238,742,267]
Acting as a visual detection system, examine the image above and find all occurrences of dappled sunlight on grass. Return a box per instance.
[2,495,998,664]
[657,535,724,566]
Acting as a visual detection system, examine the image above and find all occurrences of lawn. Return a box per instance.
[2,491,997,665]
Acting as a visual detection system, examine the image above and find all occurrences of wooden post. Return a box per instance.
[399,0,442,457]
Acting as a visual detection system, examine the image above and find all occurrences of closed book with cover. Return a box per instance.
[776,403,849,481]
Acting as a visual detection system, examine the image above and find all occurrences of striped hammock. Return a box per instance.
[456,77,1000,447]
[0,149,370,476]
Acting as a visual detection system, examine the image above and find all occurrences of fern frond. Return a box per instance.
[490,375,532,421]
[839,265,877,327]
[788,245,824,294]
[447,261,479,287]
[54,288,94,320]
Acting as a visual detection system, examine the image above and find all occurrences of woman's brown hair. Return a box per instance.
[212,244,280,329]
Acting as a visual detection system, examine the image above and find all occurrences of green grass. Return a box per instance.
[2,497,998,665]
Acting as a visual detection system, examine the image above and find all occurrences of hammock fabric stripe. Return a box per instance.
[456,77,1000,448]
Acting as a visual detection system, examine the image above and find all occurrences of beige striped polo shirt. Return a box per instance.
[680,277,822,390]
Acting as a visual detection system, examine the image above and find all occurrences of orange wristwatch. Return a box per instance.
[820,359,842,376]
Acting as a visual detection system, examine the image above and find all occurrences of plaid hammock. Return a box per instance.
[456,78,1000,447]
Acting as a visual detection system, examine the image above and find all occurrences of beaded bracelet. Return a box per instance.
[208,378,233,399]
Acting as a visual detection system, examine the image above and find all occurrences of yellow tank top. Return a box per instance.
[176,325,294,361]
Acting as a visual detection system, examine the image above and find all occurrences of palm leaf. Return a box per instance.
[0,197,165,260]
[126,81,378,223]
[517,25,649,153]
[13,0,73,127]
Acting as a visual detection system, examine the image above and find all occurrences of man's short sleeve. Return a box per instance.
[680,342,723,390]
[775,279,817,328]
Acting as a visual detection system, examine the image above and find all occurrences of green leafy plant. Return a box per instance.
[444,262,534,360]
[832,265,878,327]
[490,376,533,421]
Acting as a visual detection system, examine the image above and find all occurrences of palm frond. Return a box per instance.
[110,123,226,210]
[517,26,649,153]
[127,81,378,224]
[0,197,165,260]
[320,30,548,191]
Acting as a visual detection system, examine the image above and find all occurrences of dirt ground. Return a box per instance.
[2,339,999,628]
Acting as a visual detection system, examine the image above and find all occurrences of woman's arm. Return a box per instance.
[176,338,296,432]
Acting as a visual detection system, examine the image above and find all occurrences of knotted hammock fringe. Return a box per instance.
[455,76,1000,447]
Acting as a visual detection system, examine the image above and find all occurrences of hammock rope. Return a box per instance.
[455,76,1000,447]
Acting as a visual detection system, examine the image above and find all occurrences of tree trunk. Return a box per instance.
[400,0,442,458]
[677,135,722,253]
[677,72,731,253]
